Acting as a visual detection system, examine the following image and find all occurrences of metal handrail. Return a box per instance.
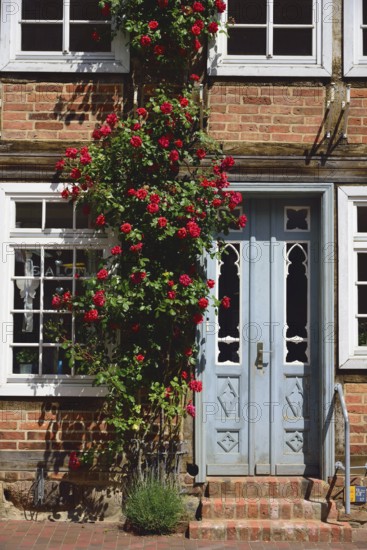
[334,383,350,514]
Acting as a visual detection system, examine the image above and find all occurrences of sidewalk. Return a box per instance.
[0,521,366,550]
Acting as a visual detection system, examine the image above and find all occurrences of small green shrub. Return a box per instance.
[124,475,184,534]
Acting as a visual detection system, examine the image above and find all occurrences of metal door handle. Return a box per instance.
[256,342,272,369]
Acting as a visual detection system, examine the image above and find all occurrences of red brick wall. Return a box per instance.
[347,88,367,144]
[208,85,326,144]
[344,383,367,457]
[1,81,123,141]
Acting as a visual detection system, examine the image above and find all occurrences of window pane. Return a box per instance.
[16,202,42,228]
[13,313,40,343]
[76,249,104,276]
[358,254,367,281]
[44,281,73,309]
[228,28,266,55]
[364,0,367,24]
[359,320,367,345]
[357,206,367,232]
[13,347,39,374]
[274,0,312,24]
[44,249,74,278]
[22,24,62,51]
[45,202,73,229]
[22,0,63,20]
[228,0,266,24]
[42,347,71,375]
[274,28,312,55]
[358,286,367,313]
[70,24,111,52]
[43,314,72,343]
[70,0,110,21]
[13,281,40,310]
[363,29,367,56]
[14,249,41,278]
[76,204,92,229]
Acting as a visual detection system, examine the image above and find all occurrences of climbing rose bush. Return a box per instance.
[56,85,246,452]
[104,0,226,64]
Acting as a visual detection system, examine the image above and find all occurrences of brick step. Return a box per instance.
[189,519,352,542]
[206,476,329,500]
[201,497,327,521]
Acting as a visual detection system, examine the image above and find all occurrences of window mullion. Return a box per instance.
[267,0,273,58]
[39,248,44,375]
[63,0,70,53]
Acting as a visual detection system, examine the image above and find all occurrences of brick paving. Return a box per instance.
[0,522,366,550]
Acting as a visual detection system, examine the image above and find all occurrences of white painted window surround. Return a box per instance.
[344,0,367,76]
[338,186,367,369]
[0,183,108,397]
[0,0,129,73]
[208,0,332,77]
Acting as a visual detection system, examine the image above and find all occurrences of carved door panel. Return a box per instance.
[203,198,320,476]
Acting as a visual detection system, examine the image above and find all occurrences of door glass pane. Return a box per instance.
[16,203,42,228]
[274,29,312,56]
[358,286,367,313]
[286,243,309,363]
[70,24,111,52]
[46,202,74,229]
[228,0,267,24]
[228,28,266,55]
[357,206,367,232]
[274,0,312,24]
[218,243,240,364]
[22,0,63,20]
[70,0,110,21]
[21,24,63,51]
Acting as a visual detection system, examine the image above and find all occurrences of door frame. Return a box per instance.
[195,182,335,482]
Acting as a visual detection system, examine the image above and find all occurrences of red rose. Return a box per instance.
[221,155,235,169]
[196,148,206,159]
[92,128,102,140]
[221,296,231,309]
[70,168,81,180]
[177,228,187,239]
[193,313,204,324]
[100,124,112,137]
[167,290,176,300]
[68,452,81,470]
[147,203,159,214]
[207,279,215,288]
[136,354,145,362]
[111,245,122,255]
[106,113,119,127]
[101,3,110,17]
[140,35,152,47]
[84,309,99,322]
[129,243,143,253]
[91,31,101,42]
[120,223,132,233]
[95,214,106,227]
[186,221,201,238]
[52,295,62,308]
[137,107,148,117]
[130,135,143,147]
[238,214,248,228]
[169,149,179,162]
[158,136,170,148]
[157,0,168,6]
[80,152,92,165]
[184,348,193,357]
[55,159,65,171]
[148,20,159,30]
[190,73,200,81]
[160,102,173,114]
[189,379,203,392]
[167,280,174,287]
[186,402,196,417]
[97,269,108,280]
[61,188,70,200]
[208,21,219,33]
[179,274,192,286]
[215,0,226,13]
[212,198,222,208]
[131,323,140,332]
[157,217,168,228]
[193,1,205,12]
[198,297,209,309]
[136,188,148,200]
[174,139,183,148]
[191,24,201,36]
[127,188,136,196]
[132,123,141,131]
[182,370,188,378]
[154,45,165,55]
[130,271,147,284]
[194,38,202,51]
[93,290,106,307]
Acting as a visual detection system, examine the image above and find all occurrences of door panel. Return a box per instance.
[204,198,320,476]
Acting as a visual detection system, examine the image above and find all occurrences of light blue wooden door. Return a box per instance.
[203,198,320,476]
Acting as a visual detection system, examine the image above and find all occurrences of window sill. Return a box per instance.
[207,61,332,78]
[0,378,107,397]
[339,357,367,370]
[0,58,129,73]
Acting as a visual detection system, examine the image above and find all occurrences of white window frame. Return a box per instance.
[208,0,332,77]
[0,182,109,396]
[0,0,129,73]
[338,185,367,369]
[344,0,367,76]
